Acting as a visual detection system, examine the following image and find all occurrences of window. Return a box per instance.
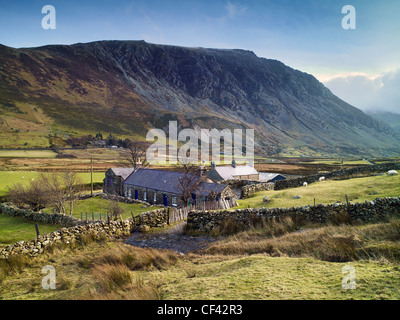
[172,196,177,206]
[128,188,132,199]
[144,189,147,201]
[154,192,157,203]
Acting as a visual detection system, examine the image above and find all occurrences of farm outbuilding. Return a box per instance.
[207,160,259,182]
[103,168,135,196]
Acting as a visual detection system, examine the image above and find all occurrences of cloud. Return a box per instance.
[224,1,247,19]
[323,69,400,114]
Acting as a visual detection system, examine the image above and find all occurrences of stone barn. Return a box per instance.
[103,168,135,196]
[122,167,236,207]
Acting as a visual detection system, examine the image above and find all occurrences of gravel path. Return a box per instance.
[124,222,216,254]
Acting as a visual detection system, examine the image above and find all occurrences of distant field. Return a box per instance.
[236,174,400,209]
[305,159,373,165]
[0,171,105,196]
[0,150,57,158]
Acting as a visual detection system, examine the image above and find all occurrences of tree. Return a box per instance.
[175,160,200,206]
[41,172,67,214]
[102,195,124,221]
[62,169,83,215]
[7,176,50,212]
[7,170,83,215]
[120,138,150,169]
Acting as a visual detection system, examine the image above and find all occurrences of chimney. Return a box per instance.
[231,159,236,168]
[198,165,207,177]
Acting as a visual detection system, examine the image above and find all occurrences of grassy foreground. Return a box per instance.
[1,215,400,300]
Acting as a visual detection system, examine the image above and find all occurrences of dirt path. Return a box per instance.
[125,222,217,254]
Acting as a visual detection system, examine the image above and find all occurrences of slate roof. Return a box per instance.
[195,181,227,196]
[209,165,258,181]
[259,172,286,182]
[123,168,227,195]
[110,168,135,180]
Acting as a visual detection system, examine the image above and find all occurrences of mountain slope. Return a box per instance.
[0,40,399,156]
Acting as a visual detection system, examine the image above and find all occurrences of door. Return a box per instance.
[163,195,168,206]
[191,193,196,205]
[135,189,139,200]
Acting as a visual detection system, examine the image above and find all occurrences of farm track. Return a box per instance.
[125,222,217,254]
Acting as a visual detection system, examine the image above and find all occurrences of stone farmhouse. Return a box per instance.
[104,166,236,207]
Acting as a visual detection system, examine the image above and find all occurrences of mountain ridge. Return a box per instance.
[0,40,398,156]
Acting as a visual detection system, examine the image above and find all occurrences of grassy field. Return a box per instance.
[236,174,400,209]
[42,196,161,220]
[0,171,105,196]
[0,215,61,247]
[0,150,57,158]
[1,215,400,300]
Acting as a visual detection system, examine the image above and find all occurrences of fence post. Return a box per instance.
[35,224,40,238]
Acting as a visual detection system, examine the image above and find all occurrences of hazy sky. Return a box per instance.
[0,0,399,114]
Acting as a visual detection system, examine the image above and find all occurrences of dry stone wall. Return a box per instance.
[0,203,81,227]
[0,204,168,259]
[0,220,135,259]
[187,197,400,232]
[241,182,275,198]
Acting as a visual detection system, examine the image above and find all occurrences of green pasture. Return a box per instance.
[236,174,400,209]
[0,171,105,196]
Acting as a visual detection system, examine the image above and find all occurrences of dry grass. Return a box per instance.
[86,243,179,300]
[204,216,400,263]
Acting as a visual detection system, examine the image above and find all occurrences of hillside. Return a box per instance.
[0,40,399,156]
[367,111,400,134]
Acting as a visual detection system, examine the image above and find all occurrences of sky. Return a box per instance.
[0,0,399,114]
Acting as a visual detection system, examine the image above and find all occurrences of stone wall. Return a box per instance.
[0,203,81,227]
[274,162,400,190]
[187,196,400,232]
[241,182,275,198]
[140,208,169,228]
[0,219,135,259]
[0,204,170,259]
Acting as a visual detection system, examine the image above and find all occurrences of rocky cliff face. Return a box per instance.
[0,40,398,156]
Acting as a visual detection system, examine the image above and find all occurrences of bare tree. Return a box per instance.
[41,172,67,215]
[175,160,200,206]
[102,195,124,221]
[7,176,50,212]
[120,139,150,169]
[7,170,83,215]
[62,169,83,215]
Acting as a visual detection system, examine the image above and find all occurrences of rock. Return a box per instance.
[388,170,399,176]
[263,196,270,203]
[292,195,302,199]
[138,225,150,232]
